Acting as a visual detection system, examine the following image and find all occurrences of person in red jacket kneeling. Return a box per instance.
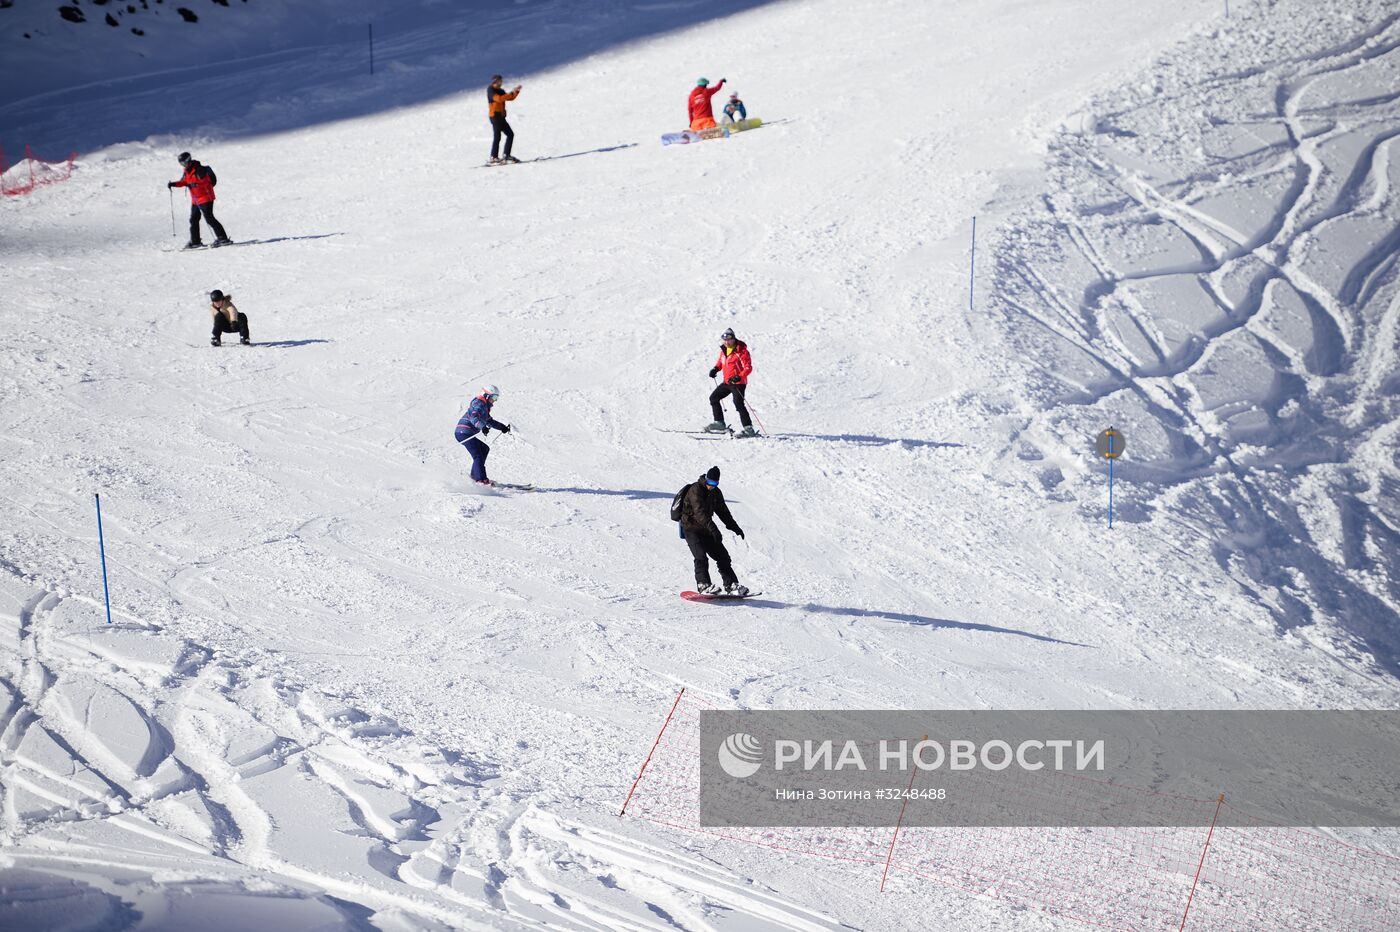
[168,152,230,249]
[704,328,757,437]
[687,77,725,131]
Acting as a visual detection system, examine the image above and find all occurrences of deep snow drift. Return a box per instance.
[1,0,1397,929]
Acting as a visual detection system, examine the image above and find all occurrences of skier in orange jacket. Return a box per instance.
[687,77,726,131]
[487,74,522,164]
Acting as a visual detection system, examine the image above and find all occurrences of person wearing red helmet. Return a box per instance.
[167,151,230,249]
[704,328,756,437]
[687,77,726,132]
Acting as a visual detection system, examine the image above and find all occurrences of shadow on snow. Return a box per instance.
[229,233,346,247]
[534,487,672,501]
[258,339,333,348]
[770,433,964,449]
[735,600,1089,646]
[1,0,782,156]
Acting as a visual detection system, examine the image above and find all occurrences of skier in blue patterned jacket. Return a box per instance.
[454,385,511,485]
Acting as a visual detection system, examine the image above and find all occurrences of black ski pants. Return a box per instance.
[189,202,228,243]
[490,116,515,159]
[684,527,737,588]
[710,382,752,427]
[212,312,250,343]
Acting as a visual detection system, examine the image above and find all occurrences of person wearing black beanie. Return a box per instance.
[674,466,748,596]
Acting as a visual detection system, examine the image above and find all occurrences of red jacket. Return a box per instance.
[687,80,725,123]
[715,340,752,385]
[174,161,216,205]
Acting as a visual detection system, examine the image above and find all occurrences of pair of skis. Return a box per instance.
[656,428,761,440]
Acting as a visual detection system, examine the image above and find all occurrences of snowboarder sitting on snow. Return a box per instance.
[722,93,747,123]
[678,467,747,596]
[454,385,511,485]
[688,77,726,131]
[168,152,230,249]
[208,290,250,346]
[705,328,756,437]
[487,75,523,164]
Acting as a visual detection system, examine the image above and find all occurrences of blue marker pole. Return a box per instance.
[368,23,375,76]
[95,493,113,625]
[969,216,977,312]
[1108,454,1114,529]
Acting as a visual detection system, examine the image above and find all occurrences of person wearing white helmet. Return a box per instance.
[454,385,511,485]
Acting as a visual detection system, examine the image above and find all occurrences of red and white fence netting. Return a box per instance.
[621,692,1400,931]
[1,145,77,196]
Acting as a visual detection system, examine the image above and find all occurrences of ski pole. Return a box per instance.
[744,394,770,436]
[168,187,176,237]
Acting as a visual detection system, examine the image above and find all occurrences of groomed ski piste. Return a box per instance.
[2,0,1398,929]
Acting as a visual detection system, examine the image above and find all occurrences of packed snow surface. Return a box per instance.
[1,0,1397,929]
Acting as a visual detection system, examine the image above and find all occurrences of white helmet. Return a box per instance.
[481,384,500,401]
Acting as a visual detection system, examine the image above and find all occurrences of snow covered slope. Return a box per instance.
[1,0,1397,929]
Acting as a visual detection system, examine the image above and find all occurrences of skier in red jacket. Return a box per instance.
[688,77,726,131]
[167,152,230,249]
[704,328,756,437]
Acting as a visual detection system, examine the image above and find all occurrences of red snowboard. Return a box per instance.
[681,590,762,602]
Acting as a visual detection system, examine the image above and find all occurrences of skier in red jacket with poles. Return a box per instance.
[688,77,726,131]
[167,152,230,249]
[704,328,757,437]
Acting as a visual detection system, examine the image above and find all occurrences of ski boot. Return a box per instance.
[488,157,503,166]
[503,155,521,164]
[474,478,494,487]
[734,426,759,438]
[211,237,233,248]
[239,336,251,345]
[184,241,204,250]
[703,421,729,433]
[724,583,750,597]
[211,336,221,346]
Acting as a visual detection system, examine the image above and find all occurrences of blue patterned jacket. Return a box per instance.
[455,397,505,442]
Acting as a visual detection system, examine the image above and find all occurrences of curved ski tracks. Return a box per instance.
[990,7,1400,672]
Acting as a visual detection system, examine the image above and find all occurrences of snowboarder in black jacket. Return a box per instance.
[678,466,748,595]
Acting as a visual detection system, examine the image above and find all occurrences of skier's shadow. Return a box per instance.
[538,143,638,162]
[230,233,345,247]
[739,601,1089,646]
[535,486,672,500]
[770,433,962,449]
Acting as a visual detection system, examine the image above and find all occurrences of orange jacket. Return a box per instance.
[488,85,519,118]
[687,79,725,123]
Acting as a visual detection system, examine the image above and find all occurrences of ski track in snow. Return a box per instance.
[990,1,1400,678]
[2,0,1399,929]
[0,570,862,931]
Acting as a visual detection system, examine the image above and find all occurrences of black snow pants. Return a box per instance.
[490,116,515,159]
[709,382,752,427]
[684,527,737,588]
[212,312,250,343]
[189,202,228,243]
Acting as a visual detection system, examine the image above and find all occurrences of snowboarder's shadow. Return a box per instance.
[534,486,671,500]
[258,339,333,348]
[739,601,1089,646]
[771,433,962,449]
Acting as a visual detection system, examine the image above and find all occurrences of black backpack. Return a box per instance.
[670,483,692,522]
